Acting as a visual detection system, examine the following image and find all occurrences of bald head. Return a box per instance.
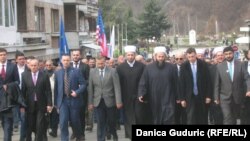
[175,52,185,65]
[135,55,144,62]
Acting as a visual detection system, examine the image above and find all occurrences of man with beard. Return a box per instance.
[117,45,149,139]
[138,46,177,124]
[214,46,250,124]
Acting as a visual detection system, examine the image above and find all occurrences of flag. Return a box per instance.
[96,9,108,57]
[108,25,115,58]
[59,17,69,61]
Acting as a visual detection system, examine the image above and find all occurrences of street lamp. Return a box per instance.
[245,20,250,49]
[175,34,179,50]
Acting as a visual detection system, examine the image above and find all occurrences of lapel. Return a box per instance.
[196,60,200,83]
[95,68,102,85]
[28,72,35,87]
[233,60,239,82]
[187,62,193,81]
[103,67,109,84]
[5,62,11,80]
[36,71,41,86]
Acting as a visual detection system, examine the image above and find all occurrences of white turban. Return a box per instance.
[124,45,136,53]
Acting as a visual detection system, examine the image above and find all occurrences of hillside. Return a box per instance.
[123,0,250,35]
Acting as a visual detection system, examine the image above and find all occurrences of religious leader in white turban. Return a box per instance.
[138,46,178,124]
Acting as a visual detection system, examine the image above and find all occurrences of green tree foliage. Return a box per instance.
[98,0,138,45]
[138,0,171,40]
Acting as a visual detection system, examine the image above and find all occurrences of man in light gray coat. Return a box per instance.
[214,46,250,124]
[88,56,122,141]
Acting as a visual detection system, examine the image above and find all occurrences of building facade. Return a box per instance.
[0,0,98,60]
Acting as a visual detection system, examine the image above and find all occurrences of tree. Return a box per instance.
[138,0,171,40]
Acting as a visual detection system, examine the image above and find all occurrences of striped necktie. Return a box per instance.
[64,70,70,96]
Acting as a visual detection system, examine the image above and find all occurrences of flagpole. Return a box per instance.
[117,24,120,55]
[122,23,123,55]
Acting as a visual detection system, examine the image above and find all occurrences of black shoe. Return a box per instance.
[116,124,121,130]
[49,132,57,137]
[113,134,118,141]
[70,134,76,140]
[76,135,85,141]
[85,126,93,132]
[106,134,111,140]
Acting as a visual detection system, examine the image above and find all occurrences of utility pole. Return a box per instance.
[117,24,120,54]
[246,20,250,49]
[121,23,124,54]
[125,23,127,46]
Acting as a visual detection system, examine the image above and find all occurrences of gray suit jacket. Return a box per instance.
[214,60,250,104]
[88,67,122,108]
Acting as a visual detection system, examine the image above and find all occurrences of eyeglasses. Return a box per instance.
[175,58,183,61]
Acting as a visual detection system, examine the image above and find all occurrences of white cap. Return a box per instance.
[196,48,205,54]
[154,46,166,54]
[213,47,224,55]
[124,45,136,53]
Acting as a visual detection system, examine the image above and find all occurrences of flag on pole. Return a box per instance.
[108,25,115,58]
[59,17,69,61]
[96,9,108,57]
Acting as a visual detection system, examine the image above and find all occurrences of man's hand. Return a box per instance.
[71,90,77,97]
[20,107,25,113]
[116,103,123,109]
[138,96,144,103]
[205,98,211,104]
[3,85,7,91]
[181,100,186,108]
[246,91,250,97]
[47,106,52,113]
[214,100,220,105]
[88,104,94,111]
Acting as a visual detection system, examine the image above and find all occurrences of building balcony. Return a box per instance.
[1,43,59,60]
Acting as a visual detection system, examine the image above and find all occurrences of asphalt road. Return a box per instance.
[0,123,130,141]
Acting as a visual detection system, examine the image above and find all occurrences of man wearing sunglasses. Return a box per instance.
[174,53,186,125]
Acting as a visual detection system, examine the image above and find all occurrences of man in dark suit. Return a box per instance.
[180,47,212,124]
[88,56,122,141]
[15,51,28,141]
[174,52,186,124]
[214,46,250,124]
[21,58,52,141]
[0,48,19,141]
[70,49,89,140]
[54,54,86,141]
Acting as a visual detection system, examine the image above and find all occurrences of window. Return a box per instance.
[0,0,16,27]
[0,1,2,26]
[51,9,59,32]
[35,7,45,31]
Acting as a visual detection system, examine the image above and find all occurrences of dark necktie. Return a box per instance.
[1,65,6,80]
[64,70,70,96]
[74,62,78,68]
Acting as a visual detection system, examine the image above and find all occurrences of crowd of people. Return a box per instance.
[0,44,250,141]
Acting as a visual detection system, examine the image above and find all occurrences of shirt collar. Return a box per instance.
[0,61,7,66]
[189,60,197,66]
[99,66,106,72]
[17,65,25,69]
[32,71,39,76]
[127,60,135,67]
